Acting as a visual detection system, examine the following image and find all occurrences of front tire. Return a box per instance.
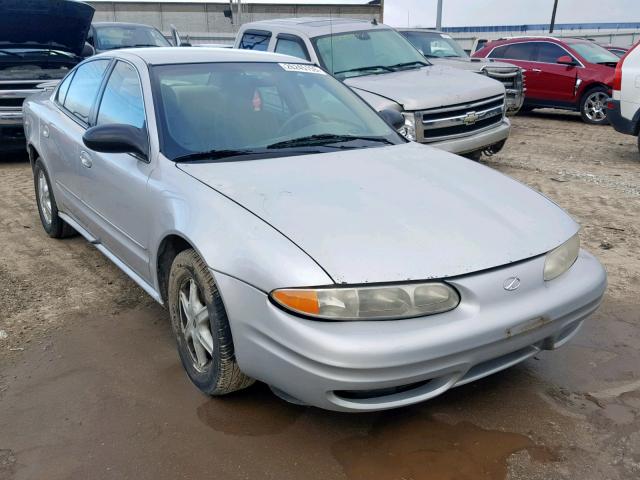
[168,249,254,395]
[33,159,76,238]
[580,87,610,125]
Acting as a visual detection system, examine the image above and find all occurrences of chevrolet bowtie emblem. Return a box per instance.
[463,111,479,126]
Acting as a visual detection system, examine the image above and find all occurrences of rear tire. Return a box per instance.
[580,86,610,125]
[168,249,254,396]
[33,159,76,238]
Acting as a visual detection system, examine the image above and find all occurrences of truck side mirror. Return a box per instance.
[81,42,95,58]
[379,109,405,131]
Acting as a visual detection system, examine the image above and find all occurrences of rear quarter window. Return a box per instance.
[239,31,271,51]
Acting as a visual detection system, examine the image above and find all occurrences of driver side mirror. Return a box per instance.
[379,109,405,131]
[83,124,149,160]
[557,55,576,66]
[81,42,95,58]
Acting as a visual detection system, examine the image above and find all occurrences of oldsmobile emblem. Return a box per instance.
[463,111,479,126]
[503,277,521,291]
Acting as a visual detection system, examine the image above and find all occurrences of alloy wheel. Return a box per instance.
[37,170,52,226]
[178,278,214,372]
[584,91,608,122]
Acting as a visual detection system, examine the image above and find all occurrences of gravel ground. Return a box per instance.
[0,110,639,480]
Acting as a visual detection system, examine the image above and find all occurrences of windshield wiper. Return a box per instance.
[0,50,22,57]
[267,134,394,150]
[333,65,395,76]
[173,149,259,163]
[388,60,430,69]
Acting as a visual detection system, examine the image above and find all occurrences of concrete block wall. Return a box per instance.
[88,2,382,43]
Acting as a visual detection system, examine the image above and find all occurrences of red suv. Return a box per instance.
[474,37,619,124]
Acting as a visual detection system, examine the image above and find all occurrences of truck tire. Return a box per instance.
[580,86,610,125]
[33,159,76,238]
[167,249,254,396]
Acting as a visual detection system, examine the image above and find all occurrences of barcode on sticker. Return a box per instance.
[279,63,326,75]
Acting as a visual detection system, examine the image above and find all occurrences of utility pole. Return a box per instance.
[380,0,384,23]
[436,0,443,30]
[549,0,558,33]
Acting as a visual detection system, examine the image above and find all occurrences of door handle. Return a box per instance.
[79,150,93,168]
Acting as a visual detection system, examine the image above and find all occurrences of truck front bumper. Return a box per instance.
[429,118,511,155]
[0,110,26,153]
[214,249,606,412]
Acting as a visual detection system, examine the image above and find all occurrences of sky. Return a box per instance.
[383,0,640,28]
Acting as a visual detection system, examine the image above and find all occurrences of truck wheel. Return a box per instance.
[33,159,76,238]
[580,87,610,125]
[167,249,254,396]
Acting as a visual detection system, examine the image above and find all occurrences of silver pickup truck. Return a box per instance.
[0,0,94,153]
[398,29,525,115]
[235,18,511,158]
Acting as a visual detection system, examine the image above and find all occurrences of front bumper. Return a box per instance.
[215,249,606,412]
[0,110,25,152]
[429,118,511,155]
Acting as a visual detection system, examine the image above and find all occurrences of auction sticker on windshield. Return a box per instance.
[279,63,326,75]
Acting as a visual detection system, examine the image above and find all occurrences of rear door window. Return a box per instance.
[490,42,536,61]
[63,60,110,124]
[239,31,271,51]
[275,36,310,60]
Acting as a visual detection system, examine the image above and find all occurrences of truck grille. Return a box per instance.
[482,68,525,114]
[418,94,505,143]
[0,81,42,110]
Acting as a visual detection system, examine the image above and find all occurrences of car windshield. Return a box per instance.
[312,29,429,79]
[151,62,403,161]
[569,42,620,64]
[401,31,468,59]
[94,25,171,51]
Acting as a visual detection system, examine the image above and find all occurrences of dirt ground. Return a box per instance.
[1,110,639,480]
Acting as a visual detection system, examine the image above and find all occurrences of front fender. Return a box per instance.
[148,160,333,294]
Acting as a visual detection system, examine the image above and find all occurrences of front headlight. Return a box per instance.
[398,112,417,141]
[271,282,460,321]
[544,234,580,281]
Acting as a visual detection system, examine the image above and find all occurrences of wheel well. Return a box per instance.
[156,235,193,303]
[580,82,611,99]
[27,144,39,171]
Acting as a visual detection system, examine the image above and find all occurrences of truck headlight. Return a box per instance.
[271,282,459,321]
[398,112,417,141]
[544,234,580,281]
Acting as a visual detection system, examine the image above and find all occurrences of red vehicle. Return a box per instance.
[473,37,619,124]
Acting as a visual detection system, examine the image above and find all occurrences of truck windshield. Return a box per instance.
[94,25,171,51]
[151,62,403,161]
[401,31,468,59]
[312,29,429,79]
[568,42,620,65]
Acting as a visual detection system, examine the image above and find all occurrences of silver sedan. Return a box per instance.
[23,48,607,412]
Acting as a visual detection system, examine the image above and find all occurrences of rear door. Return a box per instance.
[533,42,579,104]
[48,59,110,223]
[78,59,152,280]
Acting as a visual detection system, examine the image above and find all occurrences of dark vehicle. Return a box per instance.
[474,36,619,125]
[0,0,94,153]
[88,22,171,54]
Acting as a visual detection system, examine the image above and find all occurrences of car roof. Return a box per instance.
[242,17,390,37]
[98,46,311,65]
[397,28,445,34]
[92,22,159,29]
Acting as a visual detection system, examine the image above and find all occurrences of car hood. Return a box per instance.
[429,57,520,73]
[178,142,579,285]
[0,0,94,56]
[344,65,504,111]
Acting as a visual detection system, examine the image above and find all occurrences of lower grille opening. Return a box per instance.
[424,116,502,140]
[334,378,434,400]
[0,98,25,108]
